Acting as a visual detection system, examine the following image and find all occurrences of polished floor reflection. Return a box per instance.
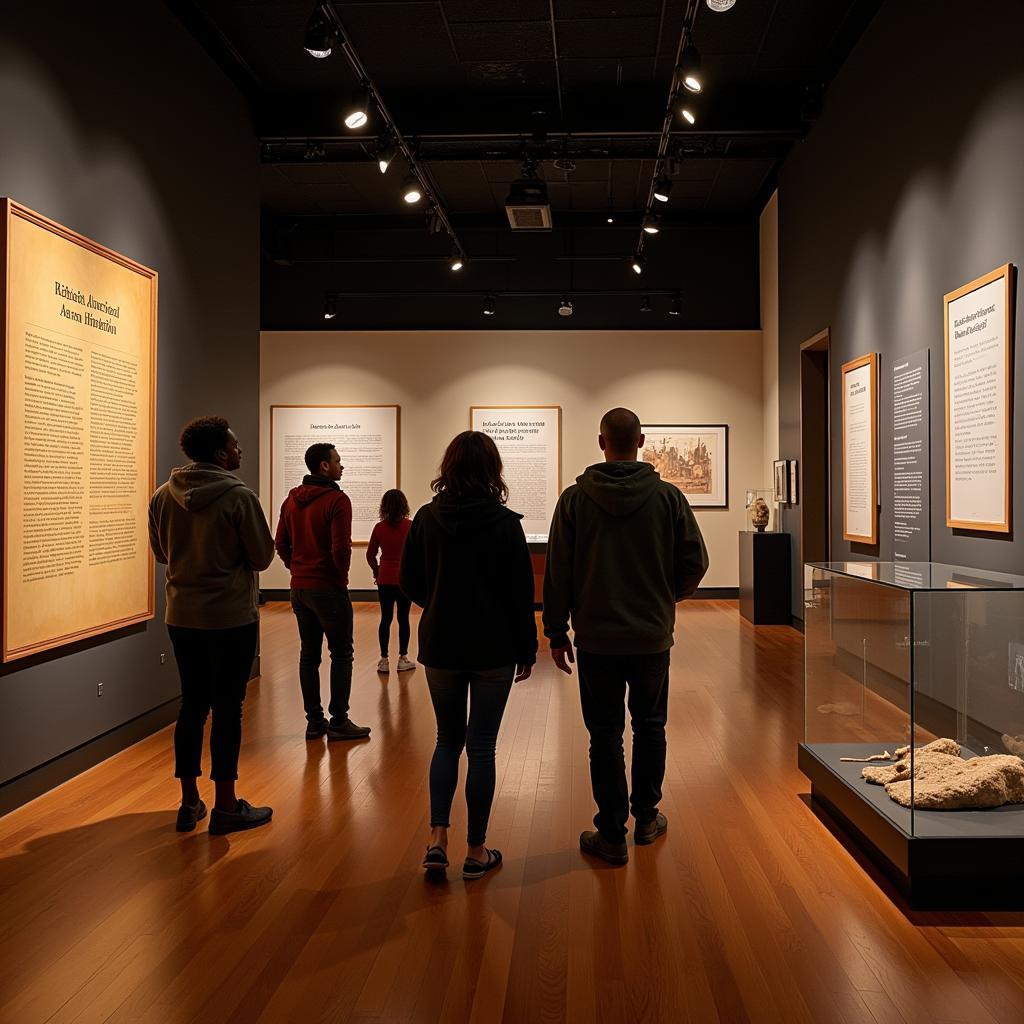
[1,601,1022,1023]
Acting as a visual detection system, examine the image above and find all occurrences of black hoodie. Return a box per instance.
[543,461,708,655]
[400,494,538,670]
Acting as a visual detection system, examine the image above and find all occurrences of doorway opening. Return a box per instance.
[800,329,830,566]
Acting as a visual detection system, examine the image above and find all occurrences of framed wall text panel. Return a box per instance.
[944,264,1014,532]
[470,406,561,541]
[270,405,400,545]
[841,353,878,544]
[1,198,157,662]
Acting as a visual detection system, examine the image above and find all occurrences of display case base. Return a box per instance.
[798,742,1024,908]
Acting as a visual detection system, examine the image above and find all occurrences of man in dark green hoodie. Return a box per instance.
[543,407,708,865]
[149,416,275,836]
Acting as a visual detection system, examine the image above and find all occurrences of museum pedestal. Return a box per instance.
[738,531,791,624]
[527,541,546,607]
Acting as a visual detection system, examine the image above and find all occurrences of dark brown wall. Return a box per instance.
[0,2,259,797]
[778,0,1024,617]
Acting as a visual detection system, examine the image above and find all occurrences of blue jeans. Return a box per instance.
[577,649,671,842]
[290,588,353,722]
[425,665,514,847]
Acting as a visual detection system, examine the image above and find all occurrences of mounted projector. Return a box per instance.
[505,179,552,231]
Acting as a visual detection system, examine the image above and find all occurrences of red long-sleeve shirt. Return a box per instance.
[366,518,411,586]
[275,479,352,589]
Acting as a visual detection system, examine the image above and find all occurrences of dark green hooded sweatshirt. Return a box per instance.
[542,461,709,655]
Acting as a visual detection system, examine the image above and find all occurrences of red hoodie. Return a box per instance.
[275,476,352,589]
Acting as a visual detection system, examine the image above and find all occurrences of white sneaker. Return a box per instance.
[397,655,415,673]
[376,657,389,673]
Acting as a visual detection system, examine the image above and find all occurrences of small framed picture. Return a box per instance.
[774,459,798,504]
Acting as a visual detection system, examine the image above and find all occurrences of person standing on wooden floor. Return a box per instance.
[401,431,537,880]
[366,488,415,674]
[543,407,708,865]
[149,416,275,835]
[275,442,371,743]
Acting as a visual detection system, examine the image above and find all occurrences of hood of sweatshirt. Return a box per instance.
[576,460,662,517]
[428,494,522,536]
[289,474,341,507]
[168,463,247,512]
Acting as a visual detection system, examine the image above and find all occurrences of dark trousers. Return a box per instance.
[577,649,671,842]
[168,621,258,782]
[290,587,353,722]
[425,665,514,847]
[377,583,411,657]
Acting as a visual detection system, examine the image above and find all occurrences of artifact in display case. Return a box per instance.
[799,562,1024,907]
[744,488,774,532]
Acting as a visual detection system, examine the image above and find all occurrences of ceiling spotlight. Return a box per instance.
[323,295,337,320]
[606,201,615,224]
[641,295,653,313]
[303,6,336,58]
[450,251,465,272]
[483,294,497,316]
[707,0,737,10]
[631,254,645,275]
[669,293,682,316]
[679,44,702,93]
[558,296,574,317]
[401,175,423,204]
[653,178,672,203]
[343,89,370,130]
[377,137,397,174]
[642,212,661,234]
[679,96,698,125]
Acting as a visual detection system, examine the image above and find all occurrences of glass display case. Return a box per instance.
[744,488,775,532]
[799,562,1024,906]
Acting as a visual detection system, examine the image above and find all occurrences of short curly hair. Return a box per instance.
[179,416,231,463]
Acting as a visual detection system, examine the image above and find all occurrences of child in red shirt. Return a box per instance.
[367,489,413,673]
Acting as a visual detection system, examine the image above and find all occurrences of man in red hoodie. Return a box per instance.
[275,442,370,741]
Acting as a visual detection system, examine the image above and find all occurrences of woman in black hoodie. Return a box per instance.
[400,431,537,879]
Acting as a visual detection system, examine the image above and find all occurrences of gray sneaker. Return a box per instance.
[327,717,371,741]
[208,798,272,836]
[580,830,628,865]
[634,812,668,846]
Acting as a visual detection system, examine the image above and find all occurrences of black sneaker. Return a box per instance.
[634,812,668,846]
[327,717,371,741]
[208,798,273,835]
[305,717,329,739]
[175,799,207,832]
[580,830,629,865]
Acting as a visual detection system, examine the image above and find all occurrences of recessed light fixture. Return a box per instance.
[642,212,661,234]
[401,175,423,204]
[450,251,464,272]
[653,178,672,203]
[631,254,645,275]
[323,295,337,320]
[343,89,370,129]
[303,6,336,58]
[483,295,497,316]
[558,296,574,317]
[679,44,702,93]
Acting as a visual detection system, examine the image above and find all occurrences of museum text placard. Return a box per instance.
[842,353,878,544]
[470,406,561,541]
[270,405,400,544]
[944,264,1014,532]
[1,199,156,661]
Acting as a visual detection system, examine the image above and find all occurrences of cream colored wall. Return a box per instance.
[760,191,780,489]
[260,329,764,590]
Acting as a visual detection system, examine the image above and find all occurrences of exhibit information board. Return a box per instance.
[944,264,1014,532]
[842,353,878,544]
[470,406,561,541]
[1,199,156,662]
[892,349,930,561]
[270,405,399,544]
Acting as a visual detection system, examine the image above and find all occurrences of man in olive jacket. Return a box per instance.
[149,416,275,836]
[543,407,708,865]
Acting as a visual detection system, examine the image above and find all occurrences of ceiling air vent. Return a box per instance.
[505,179,552,231]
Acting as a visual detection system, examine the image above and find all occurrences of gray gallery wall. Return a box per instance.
[777,0,1024,619]
[0,3,259,804]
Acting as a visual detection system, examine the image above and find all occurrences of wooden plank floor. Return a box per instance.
[2,600,1023,1024]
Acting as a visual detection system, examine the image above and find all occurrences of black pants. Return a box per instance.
[377,583,411,657]
[290,588,353,722]
[577,649,671,843]
[425,665,514,847]
[168,621,258,782]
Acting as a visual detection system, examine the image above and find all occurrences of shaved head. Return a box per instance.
[599,407,643,457]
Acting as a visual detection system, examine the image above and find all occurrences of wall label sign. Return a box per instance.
[842,353,878,545]
[892,349,930,561]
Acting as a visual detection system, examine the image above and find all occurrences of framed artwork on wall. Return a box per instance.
[944,263,1014,533]
[773,459,798,505]
[640,424,728,508]
[841,353,879,544]
[1,198,157,662]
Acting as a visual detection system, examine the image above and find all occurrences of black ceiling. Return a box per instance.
[168,0,882,329]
